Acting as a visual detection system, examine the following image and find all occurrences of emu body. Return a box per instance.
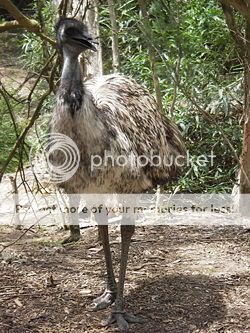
[53,18,185,332]
[53,73,185,193]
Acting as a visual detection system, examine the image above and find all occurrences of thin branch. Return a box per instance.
[183,88,240,164]
[35,32,56,48]
[73,0,85,18]
[58,0,64,16]
[9,176,21,229]
[0,87,52,183]
[138,0,163,114]
[108,0,120,73]
[0,85,19,138]
[0,214,50,254]
[181,87,250,188]
[60,0,70,17]
[1,73,35,105]
[149,39,250,186]
[82,0,90,21]
[169,51,181,119]
[27,51,57,103]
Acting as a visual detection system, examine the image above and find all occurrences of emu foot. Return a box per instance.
[93,289,116,310]
[62,231,80,244]
[102,311,144,333]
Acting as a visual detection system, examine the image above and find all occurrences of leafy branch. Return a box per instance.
[0,51,57,183]
[0,0,56,47]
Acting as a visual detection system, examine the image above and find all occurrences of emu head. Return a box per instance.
[55,18,97,56]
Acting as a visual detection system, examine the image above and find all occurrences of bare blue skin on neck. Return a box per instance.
[61,49,82,88]
[59,48,84,114]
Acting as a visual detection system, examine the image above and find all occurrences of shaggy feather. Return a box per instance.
[52,73,186,193]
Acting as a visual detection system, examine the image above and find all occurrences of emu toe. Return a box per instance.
[93,289,116,310]
[62,228,81,244]
[101,311,144,332]
[61,234,80,244]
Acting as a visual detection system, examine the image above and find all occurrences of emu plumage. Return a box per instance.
[53,73,185,193]
[53,18,185,332]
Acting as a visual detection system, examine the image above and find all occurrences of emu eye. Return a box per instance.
[65,27,82,36]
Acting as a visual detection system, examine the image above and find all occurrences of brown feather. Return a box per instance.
[52,74,186,193]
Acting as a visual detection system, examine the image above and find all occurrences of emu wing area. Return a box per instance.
[86,74,186,189]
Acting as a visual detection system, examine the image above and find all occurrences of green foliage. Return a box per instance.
[20,0,56,71]
[0,90,52,174]
[177,92,242,193]
[0,96,23,172]
[99,0,243,193]
[0,1,56,176]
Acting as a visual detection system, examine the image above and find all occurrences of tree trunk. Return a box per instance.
[137,0,163,114]
[83,1,103,78]
[223,0,250,19]
[221,0,250,215]
[239,18,250,214]
[108,0,120,73]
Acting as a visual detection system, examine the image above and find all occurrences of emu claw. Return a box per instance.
[92,289,116,310]
[62,233,80,245]
[102,311,144,332]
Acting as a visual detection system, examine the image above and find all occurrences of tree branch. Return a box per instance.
[138,0,163,114]
[220,2,245,56]
[0,51,57,183]
[0,0,40,32]
[221,0,250,19]
[0,0,56,47]
[0,212,51,254]
[0,20,22,32]
[108,0,120,73]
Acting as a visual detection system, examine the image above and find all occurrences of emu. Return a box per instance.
[53,18,185,332]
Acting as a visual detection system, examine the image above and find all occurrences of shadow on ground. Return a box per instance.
[0,225,249,333]
[125,274,226,333]
[0,270,227,333]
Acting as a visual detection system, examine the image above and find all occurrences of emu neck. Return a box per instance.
[61,51,81,88]
[59,50,84,115]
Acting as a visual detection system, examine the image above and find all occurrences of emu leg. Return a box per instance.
[93,223,117,310]
[103,223,144,332]
[62,195,81,244]
[62,225,80,244]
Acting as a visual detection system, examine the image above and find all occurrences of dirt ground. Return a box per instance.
[0,32,36,101]
[0,224,249,333]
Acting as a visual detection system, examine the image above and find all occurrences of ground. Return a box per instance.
[0,32,35,99]
[0,224,249,333]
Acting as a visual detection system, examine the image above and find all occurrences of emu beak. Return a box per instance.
[72,32,97,52]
